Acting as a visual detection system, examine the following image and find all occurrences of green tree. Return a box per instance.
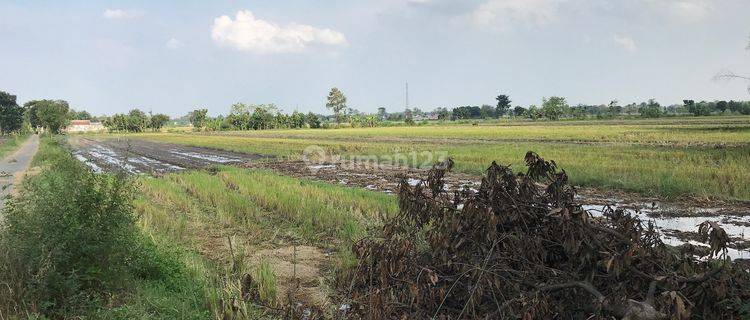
[716,100,728,113]
[189,108,208,129]
[495,94,511,117]
[608,100,622,116]
[326,87,347,123]
[541,96,568,120]
[305,112,321,128]
[639,99,663,118]
[377,107,387,119]
[227,103,252,130]
[290,111,306,128]
[513,106,526,117]
[126,109,148,132]
[480,104,495,118]
[435,107,450,120]
[33,100,70,134]
[0,91,25,134]
[149,114,170,131]
[24,101,43,129]
[70,110,92,120]
[527,105,541,120]
[104,114,129,132]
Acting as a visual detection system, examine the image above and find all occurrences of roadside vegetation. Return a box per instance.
[0,137,211,319]
[0,134,29,159]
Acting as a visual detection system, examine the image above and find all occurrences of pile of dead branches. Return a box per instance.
[341,152,750,319]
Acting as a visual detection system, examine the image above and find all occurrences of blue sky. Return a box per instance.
[1,0,749,117]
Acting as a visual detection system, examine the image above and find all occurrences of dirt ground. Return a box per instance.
[68,137,269,174]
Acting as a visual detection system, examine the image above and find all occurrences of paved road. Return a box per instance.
[0,135,40,211]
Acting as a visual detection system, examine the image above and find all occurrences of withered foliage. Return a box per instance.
[341,152,750,319]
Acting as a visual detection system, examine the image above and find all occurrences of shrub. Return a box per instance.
[0,138,163,316]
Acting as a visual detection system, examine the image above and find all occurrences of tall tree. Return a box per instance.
[33,100,70,134]
[70,110,92,120]
[149,114,170,131]
[126,109,148,132]
[0,91,24,134]
[541,96,568,120]
[495,94,512,117]
[326,87,347,123]
[480,104,495,118]
[377,107,386,119]
[189,108,208,129]
[305,112,321,128]
[23,100,42,129]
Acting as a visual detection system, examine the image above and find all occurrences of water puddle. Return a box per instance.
[73,153,103,173]
[169,150,240,163]
[87,145,139,174]
[128,156,184,171]
[584,204,749,259]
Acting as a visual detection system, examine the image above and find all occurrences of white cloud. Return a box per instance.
[165,38,183,49]
[643,0,713,22]
[670,0,713,21]
[210,10,347,54]
[613,35,637,53]
[471,0,564,30]
[102,9,142,20]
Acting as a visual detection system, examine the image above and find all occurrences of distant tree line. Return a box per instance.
[103,109,170,132]
[442,96,750,121]
[184,103,324,132]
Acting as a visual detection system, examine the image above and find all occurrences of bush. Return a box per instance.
[0,138,168,316]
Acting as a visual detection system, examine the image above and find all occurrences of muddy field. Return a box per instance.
[242,159,750,259]
[68,137,750,259]
[68,137,268,174]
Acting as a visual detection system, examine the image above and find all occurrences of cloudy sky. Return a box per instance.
[1,0,749,116]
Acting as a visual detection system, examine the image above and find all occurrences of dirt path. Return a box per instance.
[0,135,40,211]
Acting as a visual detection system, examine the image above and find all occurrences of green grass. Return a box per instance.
[254,260,277,305]
[138,166,397,244]
[0,134,29,159]
[130,166,398,319]
[1,136,215,319]
[218,166,397,242]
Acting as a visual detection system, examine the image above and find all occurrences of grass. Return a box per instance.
[217,166,397,242]
[157,115,750,146]
[88,116,750,200]
[129,165,398,318]
[0,134,29,159]
[139,166,397,245]
[0,136,215,319]
[254,260,278,305]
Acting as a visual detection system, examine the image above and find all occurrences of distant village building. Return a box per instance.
[67,120,105,133]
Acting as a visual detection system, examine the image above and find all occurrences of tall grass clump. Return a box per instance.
[254,260,277,305]
[0,137,187,317]
[218,167,397,242]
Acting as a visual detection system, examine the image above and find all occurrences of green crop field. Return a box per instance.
[90,116,750,200]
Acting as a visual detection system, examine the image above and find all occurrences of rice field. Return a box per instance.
[90,116,750,200]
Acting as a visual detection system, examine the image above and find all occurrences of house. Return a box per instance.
[67,120,105,133]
